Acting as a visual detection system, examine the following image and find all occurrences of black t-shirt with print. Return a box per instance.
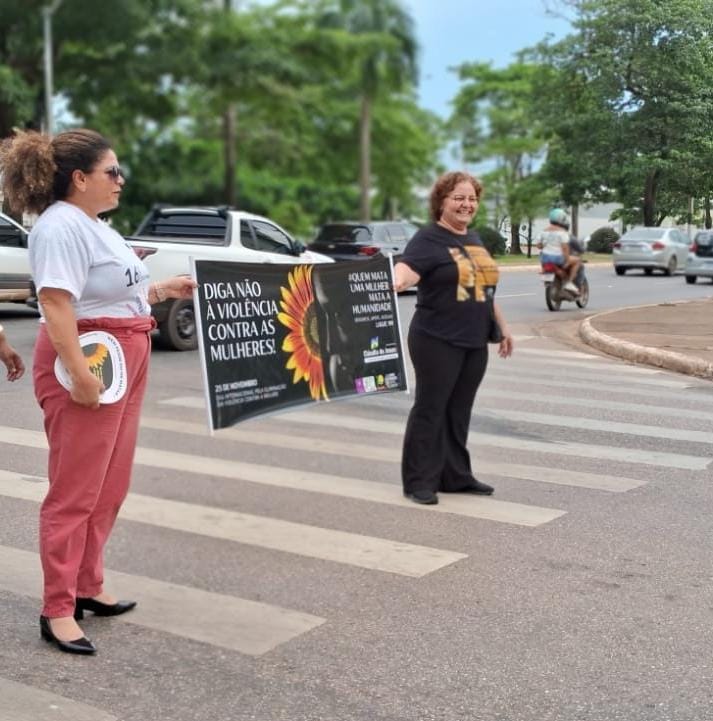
[401,223,500,348]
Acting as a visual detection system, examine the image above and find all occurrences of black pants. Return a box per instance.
[401,329,488,494]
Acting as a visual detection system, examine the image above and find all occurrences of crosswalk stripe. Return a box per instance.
[477,389,713,424]
[0,677,118,721]
[0,471,465,577]
[483,376,713,405]
[511,348,606,359]
[141,417,645,493]
[481,408,713,444]
[272,411,712,470]
[153,401,710,470]
[0,429,565,526]
[495,347,664,374]
[486,365,690,389]
[512,347,671,368]
[495,356,663,375]
[0,544,325,656]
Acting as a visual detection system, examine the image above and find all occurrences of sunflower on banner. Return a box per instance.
[277,265,328,401]
[85,343,110,381]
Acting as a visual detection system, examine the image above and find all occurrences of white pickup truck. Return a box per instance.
[0,212,33,304]
[128,206,333,350]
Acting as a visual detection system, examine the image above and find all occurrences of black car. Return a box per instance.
[309,220,419,262]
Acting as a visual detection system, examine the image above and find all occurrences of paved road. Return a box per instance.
[1,271,712,721]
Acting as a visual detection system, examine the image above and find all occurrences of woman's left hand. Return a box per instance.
[498,332,514,359]
[162,276,197,300]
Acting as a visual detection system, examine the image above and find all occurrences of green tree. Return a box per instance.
[449,61,551,254]
[317,0,419,221]
[534,0,713,226]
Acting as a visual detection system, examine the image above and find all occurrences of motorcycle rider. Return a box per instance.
[537,208,582,294]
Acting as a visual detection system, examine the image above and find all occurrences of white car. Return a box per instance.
[612,227,689,276]
[684,230,713,283]
[0,212,32,304]
[128,206,333,349]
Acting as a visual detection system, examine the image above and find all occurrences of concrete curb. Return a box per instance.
[579,303,713,380]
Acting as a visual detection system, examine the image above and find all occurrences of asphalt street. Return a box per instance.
[1,265,712,721]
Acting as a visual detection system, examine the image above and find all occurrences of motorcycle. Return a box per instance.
[542,242,589,311]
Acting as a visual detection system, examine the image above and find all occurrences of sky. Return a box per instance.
[404,0,573,118]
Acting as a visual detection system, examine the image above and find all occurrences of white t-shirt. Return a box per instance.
[29,201,151,320]
[538,227,570,257]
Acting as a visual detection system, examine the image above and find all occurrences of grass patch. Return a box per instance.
[494,252,612,265]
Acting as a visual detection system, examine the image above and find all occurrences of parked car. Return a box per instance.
[128,206,333,350]
[308,220,420,263]
[612,227,689,276]
[0,212,32,304]
[684,230,713,283]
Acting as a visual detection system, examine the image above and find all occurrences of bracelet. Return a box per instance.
[153,283,167,303]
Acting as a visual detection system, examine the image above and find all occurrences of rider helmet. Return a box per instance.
[548,208,570,230]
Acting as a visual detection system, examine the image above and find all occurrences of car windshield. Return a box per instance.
[622,228,668,240]
[316,225,371,244]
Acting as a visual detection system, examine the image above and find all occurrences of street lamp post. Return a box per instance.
[42,0,63,136]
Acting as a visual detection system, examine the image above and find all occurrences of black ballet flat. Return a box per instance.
[40,616,96,655]
[74,597,137,620]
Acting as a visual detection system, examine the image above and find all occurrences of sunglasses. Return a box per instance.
[103,165,125,180]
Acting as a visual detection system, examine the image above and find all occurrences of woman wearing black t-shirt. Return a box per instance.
[393,171,513,505]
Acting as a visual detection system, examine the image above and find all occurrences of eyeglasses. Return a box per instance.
[448,195,478,204]
[103,165,125,181]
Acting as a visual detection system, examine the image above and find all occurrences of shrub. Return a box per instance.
[587,226,620,254]
[477,226,507,256]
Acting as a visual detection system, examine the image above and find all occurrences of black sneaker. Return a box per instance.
[404,489,439,505]
[461,479,494,495]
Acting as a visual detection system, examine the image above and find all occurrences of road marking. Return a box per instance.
[0,543,325,656]
[513,348,605,359]
[141,417,645,493]
[494,355,663,375]
[152,402,711,470]
[482,408,713,444]
[0,432,565,527]
[486,365,690,389]
[477,389,713,423]
[270,412,712,470]
[0,678,118,721]
[496,293,536,298]
[512,348,646,362]
[483,375,713,404]
[0,471,465,578]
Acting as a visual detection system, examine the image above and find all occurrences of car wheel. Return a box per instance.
[158,299,198,351]
[664,257,677,276]
[644,268,654,276]
[685,275,697,284]
[614,266,626,276]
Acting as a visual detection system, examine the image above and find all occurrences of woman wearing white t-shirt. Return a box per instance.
[0,129,195,655]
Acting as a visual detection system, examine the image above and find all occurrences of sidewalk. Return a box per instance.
[579,297,713,380]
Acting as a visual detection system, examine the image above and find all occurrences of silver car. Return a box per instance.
[612,227,689,276]
[0,212,32,303]
[684,230,713,283]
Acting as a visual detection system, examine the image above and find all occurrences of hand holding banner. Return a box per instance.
[192,256,407,431]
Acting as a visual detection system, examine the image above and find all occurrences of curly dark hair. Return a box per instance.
[0,129,112,215]
[429,171,484,222]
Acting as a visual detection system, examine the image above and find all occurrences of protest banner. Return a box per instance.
[191,255,408,431]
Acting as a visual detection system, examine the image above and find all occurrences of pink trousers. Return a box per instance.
[33,316,154,617]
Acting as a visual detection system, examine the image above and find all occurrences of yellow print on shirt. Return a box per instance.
[448,245,500,301]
